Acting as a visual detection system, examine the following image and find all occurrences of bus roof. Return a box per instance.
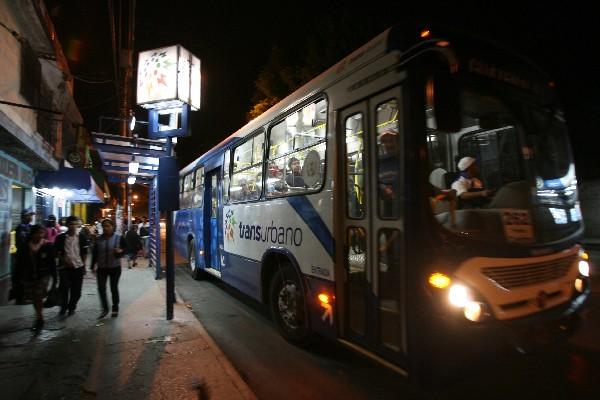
[180,23,549,175]
[180,26,395,175]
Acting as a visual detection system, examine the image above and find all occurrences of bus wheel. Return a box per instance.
[188,240,203,280]
[269,262,310,344]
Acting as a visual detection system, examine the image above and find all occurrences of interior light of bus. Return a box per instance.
[318,293,332,305]
[575,278,584,293]
[420,29,431,38]
[578,260,590,277]
[428,272,451,289]
[464,301,483,322]
[448,284,471,307]
[436,40,450,47]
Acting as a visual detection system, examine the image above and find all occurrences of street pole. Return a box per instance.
[127,183,132,231]
[165,136,175,320]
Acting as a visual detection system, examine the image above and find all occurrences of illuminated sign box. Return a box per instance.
[136,45,201,111]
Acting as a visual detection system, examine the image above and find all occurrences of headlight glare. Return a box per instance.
[448,284,471,307]
[464,301,483,322]
[578,260,590,277]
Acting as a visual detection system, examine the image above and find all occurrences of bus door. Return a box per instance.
[338,87,406,364]
[204,168,222,271]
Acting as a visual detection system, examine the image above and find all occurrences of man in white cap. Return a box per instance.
[451,156,492,206]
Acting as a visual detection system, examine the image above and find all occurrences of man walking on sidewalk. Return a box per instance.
[55,216,89,316]
[91,219,127,318]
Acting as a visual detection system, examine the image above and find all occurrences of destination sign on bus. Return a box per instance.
[468,58,543,94]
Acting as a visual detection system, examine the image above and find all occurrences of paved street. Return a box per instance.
[0,248,597,400]
[171,247,600,400]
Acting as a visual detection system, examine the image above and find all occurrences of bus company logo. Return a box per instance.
[225,209,236,242]
[238,221,303,247]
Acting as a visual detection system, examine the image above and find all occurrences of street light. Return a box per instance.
[128,156,139,174]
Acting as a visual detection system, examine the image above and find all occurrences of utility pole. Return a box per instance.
[111,0,136,229]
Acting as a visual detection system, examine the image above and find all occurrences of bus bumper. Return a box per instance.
[501,287,590,352]
[429,285,591,353]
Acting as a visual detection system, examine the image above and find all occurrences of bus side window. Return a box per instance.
[267,98,327,197]
[345,112,366,219]
[376,99,401,219]
[193,166,204,207]
[231,132,263,202]
[223,150,230,204]
[182,172,193,209]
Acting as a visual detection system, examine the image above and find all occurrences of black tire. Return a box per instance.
[188,240,204,280]
[269,261,310,344]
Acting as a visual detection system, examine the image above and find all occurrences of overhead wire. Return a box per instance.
[108,0,120,98]
[74,76,114,84]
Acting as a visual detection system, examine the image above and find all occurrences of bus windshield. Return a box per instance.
[426,83,582,245]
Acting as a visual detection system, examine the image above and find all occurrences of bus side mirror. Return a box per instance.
[432,72,462,133]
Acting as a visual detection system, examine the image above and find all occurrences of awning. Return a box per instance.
[91,132,169,185]
[35,165,106,203]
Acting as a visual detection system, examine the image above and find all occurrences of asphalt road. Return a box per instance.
[173,250,600,400]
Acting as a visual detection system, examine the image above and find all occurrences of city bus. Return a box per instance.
[174,24,591,377]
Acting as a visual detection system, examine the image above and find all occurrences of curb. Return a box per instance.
[167,273,257,400]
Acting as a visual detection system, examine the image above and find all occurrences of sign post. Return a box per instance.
[136,45,200,320]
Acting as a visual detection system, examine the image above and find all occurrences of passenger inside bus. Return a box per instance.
[266,163,288,196]
[378,129,400,218]
[231,177,259,201]
[451,156,493,208]
[286,157,307,188]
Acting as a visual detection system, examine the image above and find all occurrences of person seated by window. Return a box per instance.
[232,179,250,201]
[266,163,287,195]
[285,157,307,188]
[451,156,492,208]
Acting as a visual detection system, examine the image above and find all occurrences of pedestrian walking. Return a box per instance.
[10,208,35,304]
[45,214,60,244]
[125,224,142,268]
[54,216,89,316]
[91,219,127,318]
[15,224,57,331]
[139,217,150,258]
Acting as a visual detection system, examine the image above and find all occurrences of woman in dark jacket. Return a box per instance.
[91,219,127,319]
[16,224,57,331]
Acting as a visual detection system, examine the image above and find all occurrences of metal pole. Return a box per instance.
[166,136,175,320]
[127,183,132,231]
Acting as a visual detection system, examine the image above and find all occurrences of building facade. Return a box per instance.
[0,0,87,303]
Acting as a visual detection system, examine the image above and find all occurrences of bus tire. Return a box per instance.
[188,240,204,280]
[269,261,310,345]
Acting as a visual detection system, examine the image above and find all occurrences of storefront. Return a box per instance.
[35,163,106,224]
[0,150,35,299]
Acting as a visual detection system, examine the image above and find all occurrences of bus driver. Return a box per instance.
[451,156,492,208]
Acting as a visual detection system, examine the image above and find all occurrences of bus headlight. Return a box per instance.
[574,278,584,293]
[448,284,472,308]
[578,260,590,277]
[464,301,483,322]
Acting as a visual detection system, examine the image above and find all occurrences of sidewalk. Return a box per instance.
[0,258,256,400]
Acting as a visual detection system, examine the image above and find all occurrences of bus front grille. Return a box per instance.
[481,255,576,290]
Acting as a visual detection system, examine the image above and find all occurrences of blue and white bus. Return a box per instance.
[174,25,591,376]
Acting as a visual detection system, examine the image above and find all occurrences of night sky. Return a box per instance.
[45,1,600,177]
